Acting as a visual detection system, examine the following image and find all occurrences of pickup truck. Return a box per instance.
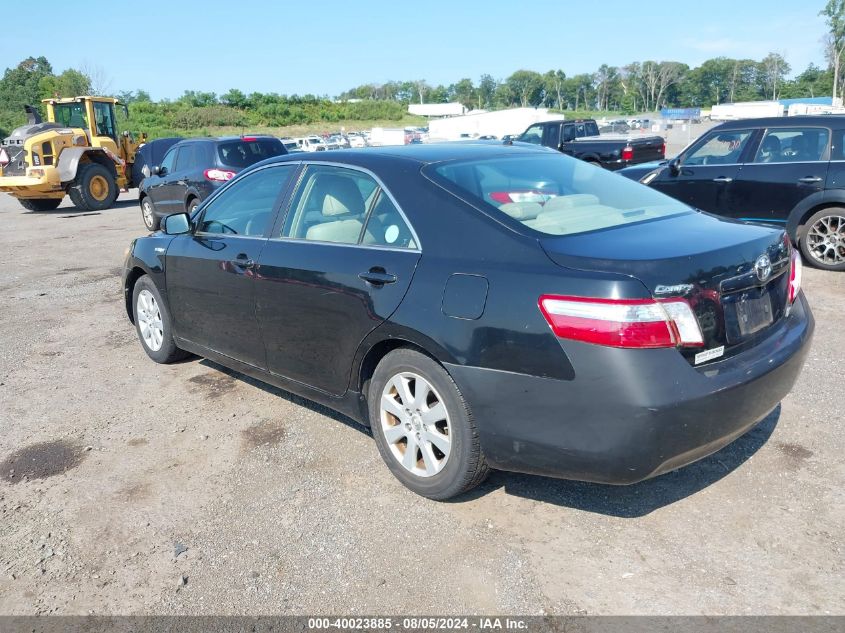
[514,119,665,170]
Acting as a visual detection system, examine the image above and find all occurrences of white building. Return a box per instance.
[408,102,467,117]
[427,108,564,141]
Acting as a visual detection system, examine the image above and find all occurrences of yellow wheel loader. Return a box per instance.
[0,96,147,211]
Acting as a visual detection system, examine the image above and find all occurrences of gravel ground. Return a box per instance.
[0,191,842,616]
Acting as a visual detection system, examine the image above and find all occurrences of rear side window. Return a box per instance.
[282,165,416,248]
[753,128,829,163]
[426,154,690,236]
[217,139,285,168]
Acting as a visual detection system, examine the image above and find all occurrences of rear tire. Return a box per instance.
[187,198,199,214]
[18,198,62,211]
[368,348,490,500]
[800,207,845,271]
[68,162,118,211]
[132,275,189,364]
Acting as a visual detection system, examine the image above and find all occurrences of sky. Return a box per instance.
[0,0,830,100]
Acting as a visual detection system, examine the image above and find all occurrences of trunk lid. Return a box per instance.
[539,212,791,362]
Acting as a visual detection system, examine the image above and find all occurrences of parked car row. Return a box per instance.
[619,115,845,271]
[123,142,813,499]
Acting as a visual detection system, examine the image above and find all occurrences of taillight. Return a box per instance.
[660,142,666,156]
[538,295,704,349]
[489,190,552,204]
[204,168,236,182]
[788,248,802,304]
[242,136,258,142]
[621,146,634,161]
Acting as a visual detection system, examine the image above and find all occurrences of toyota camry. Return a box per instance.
[122,143,814,499]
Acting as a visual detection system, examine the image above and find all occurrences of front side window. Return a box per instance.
[93,102,116,139]
[282,165,416,247]
[426,154,690,237]
[753,128,830,163]
[159,148,177,175]
[197,165,295,236]
[53,103,88,129]
[683,130,754,165]
[518,125,544,145]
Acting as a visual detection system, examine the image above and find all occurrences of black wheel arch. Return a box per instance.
[786,190,845,241]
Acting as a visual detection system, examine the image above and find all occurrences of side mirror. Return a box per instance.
[669,157,681,176]
[152,165,162,176]
[162,213,191,235]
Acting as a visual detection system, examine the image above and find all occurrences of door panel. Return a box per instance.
[146,146,179,213]
[730,162,828,223]
[652,164,743,214]
[256,164,421,396]
[165,164,297,368]
[167,235,268,367]
[729,127,831,224]
[255,242,419,395]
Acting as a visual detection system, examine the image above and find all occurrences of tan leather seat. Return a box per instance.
[542,194,600,212]
[499,201,543,220]
[305,174,366,243]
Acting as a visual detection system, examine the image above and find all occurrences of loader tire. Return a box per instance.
[19,198,62,212]
[68,163,118,211]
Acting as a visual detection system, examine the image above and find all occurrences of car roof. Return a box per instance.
[258,141,553,168]
[172,135,279,146]
[716,115,845,129]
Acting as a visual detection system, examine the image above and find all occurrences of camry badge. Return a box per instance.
[754,254,772,282]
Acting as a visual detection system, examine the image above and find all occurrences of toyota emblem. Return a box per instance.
[754,254,772,282]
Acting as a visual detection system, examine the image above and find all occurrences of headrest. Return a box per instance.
[542,194,600,212]
[499,201,542,220]
[311,174,365,216]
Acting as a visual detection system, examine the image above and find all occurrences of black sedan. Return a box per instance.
[122,144,814,499]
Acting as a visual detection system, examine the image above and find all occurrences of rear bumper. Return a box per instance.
[445,293,814,484]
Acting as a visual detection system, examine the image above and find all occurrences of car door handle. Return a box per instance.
[231,254,254,269]
[799,176,822,183]
[712,176,733,183]
[358,270,397,285]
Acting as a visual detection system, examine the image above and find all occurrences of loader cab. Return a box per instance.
[44,97,119,142]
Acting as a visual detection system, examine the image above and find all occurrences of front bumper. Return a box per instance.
[445,293,814,484]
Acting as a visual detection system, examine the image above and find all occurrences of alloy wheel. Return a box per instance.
[136,289,164,352]
[142,199,154,229]
[806,214,845,266]
[379,372,451,477]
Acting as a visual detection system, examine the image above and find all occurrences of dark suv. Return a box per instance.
[139,135,287,230]
[619,116,845,271]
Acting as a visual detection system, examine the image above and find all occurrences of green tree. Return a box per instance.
[477,74,497,109]
[0,56,53,115]
[505,70,544,107]
[39,69,91,99]
[759,52,791,100]
[821,0,845,102]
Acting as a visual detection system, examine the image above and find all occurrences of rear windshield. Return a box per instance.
[217,139,285,168]
[426,153,690,236]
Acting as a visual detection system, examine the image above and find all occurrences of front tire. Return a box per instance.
[132,275,188,364]
[368,348,489,500]
[141,196,159,230]
[68,162,118,211]
[18,198,62,211]
[800,207,845,271]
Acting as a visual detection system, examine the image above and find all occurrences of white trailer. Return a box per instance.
[710,101,784,121]
[368,128,406,146]
[427,108,564,142]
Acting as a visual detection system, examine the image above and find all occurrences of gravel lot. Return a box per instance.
[0,190,842,616]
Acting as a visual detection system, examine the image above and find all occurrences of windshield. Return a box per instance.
[217,139,285,168]
[53,103,88,129]
[426,153,691,236]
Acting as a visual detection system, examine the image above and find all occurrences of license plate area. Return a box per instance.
[724,287,775,343]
